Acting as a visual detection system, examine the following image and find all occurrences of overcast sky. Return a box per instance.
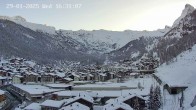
[0,0,196,31]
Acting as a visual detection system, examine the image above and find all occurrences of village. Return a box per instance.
[0,56,189,110]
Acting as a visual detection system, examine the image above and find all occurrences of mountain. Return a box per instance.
[0,19,100,64]
[0,4,195,65]
[109,4,196,64]
[0,15,170,64]
[0,16,170,54]
[172,4,195,27]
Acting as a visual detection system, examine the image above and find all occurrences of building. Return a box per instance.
[103,102,133,110]
[23,71,39,83]
[9,84,62,102]
[163,84,188,94]
[60,102,90,110]
[40,100,65,110]
[12,75,24,84]
[63,93,94,110]
[68,72,80,81]
[23,103,41,110]
[40,73,55,83]
[110,94,146,110]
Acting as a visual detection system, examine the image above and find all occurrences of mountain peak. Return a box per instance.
[172,4,195,27]
[12,16,27,22]
[185,4,194,9]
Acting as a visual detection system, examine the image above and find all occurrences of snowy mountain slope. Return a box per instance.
[155,44,196,109]
[0,19,101,64]
[152,5,196,64]
[107,4,196,63]
[165,4,195,39]
[0,16,170,53]
[61,28,170,53]
[0,16,56,35]
[172,4,195,27]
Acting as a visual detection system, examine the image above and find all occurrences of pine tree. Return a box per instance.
[133,97,140,110]
[149,85,154,109]
[153,86,161,110]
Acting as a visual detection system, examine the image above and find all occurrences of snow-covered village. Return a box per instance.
[1,0,196,110]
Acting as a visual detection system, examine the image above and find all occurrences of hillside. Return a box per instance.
[109,4,196,64]
[155,45,196,109]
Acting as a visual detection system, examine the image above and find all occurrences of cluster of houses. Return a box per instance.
[0,57,145,86]
[0,56,160,110]
[17,89,147,110]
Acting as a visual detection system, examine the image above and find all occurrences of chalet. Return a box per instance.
[40,73,55,83]
[62,77,73,83]
[104,71,115,80]
[163,84,188,94]
[0,76,8,85]
[60,102,90,110]
[51,91,72,100]
[68,72,80,81]
[40,100,65,110]
[63,93,94,110]
[79,72,88,81]
[87,73,94,81]
[103,102,133,110]
[113,94,146,110]
[23,71,39,83]
[0,70,7,77]
[98,73,107,82]
[12,75,24,84]
[93,72,99,81]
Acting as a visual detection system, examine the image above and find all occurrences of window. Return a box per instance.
[171,88,177,94]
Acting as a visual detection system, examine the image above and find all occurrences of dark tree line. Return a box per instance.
[149,85,162,110]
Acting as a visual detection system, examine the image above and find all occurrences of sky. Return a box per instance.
[0,0,196,31]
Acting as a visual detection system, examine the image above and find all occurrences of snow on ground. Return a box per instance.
[155,45,196,109]
[54,75,158,98]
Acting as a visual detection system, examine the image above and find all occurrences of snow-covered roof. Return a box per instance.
[14,75,23,78]
[63,92,94,106]
[0,89,5,95]
[99,73,106,76]
[60,102,90,110]
[25,71,39,76]
[108,94,146,104]
[64,77,73,81]
[71,72,80,78]
[23,103,41,110]
[0,76,7,80]
[45,84,71,88]
[13,84,62,95]
[40,100,65,108]
[103,102,133,110]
